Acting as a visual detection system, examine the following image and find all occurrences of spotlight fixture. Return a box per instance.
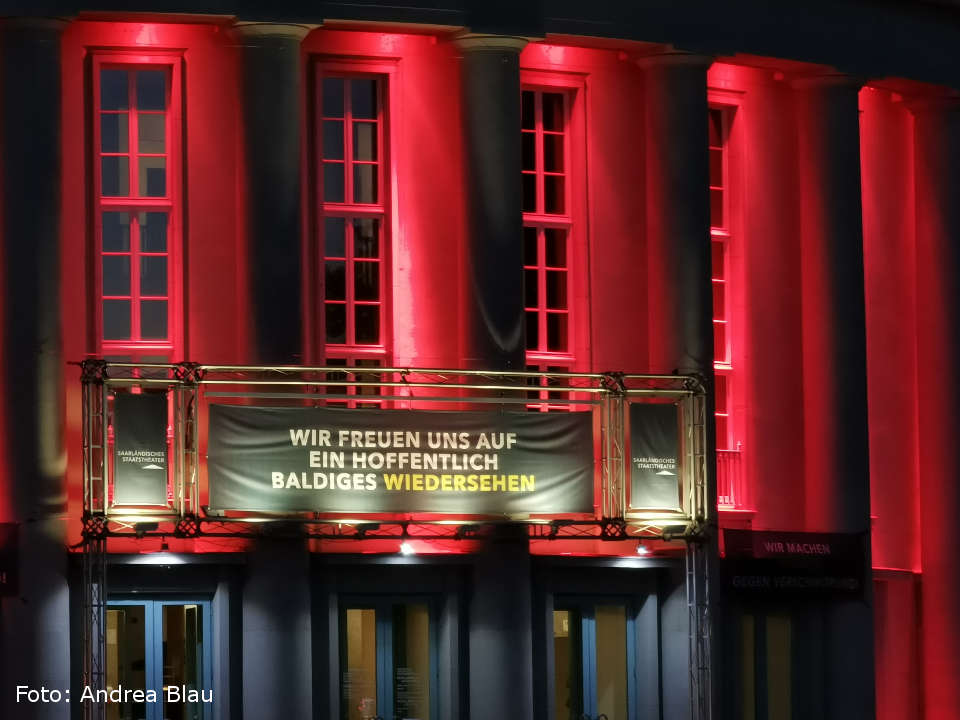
[399,541,415,556]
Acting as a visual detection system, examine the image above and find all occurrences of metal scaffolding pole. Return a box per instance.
[686,382,713,720]
[81,533,106,720]
[80,359,108,720]
[687,538,713,720]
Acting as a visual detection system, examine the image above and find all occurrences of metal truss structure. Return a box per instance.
[78,361,714,719]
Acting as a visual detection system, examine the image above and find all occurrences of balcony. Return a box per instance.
[716,445,745,510]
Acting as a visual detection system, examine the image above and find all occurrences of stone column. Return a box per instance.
[456,34,527,371]
[234,22,310,364]
[794,74,875,719]
[911,93,960,720]
[233,23,313,720]
[0,18,70,720]
[241,538,312,719]
[640,51,719,719]
[455,35,533,719]
[641,52,714,376]
[468,525,533,720]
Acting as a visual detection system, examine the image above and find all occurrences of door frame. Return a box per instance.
[552,597,640,720]
[338,595,440,720]
[108,597,214,720]
[532,557,668,720]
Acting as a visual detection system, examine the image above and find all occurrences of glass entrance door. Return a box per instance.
[553,602,637,720]
[106,599,212,720]
[340,601,437,720]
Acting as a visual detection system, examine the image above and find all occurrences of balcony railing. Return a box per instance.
[716,445,744,509]
[79,361,710,539]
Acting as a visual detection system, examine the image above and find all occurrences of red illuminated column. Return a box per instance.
[234,22,310,364]
[456,34,527,370]
[0,17,71,719]
[795,75,871,535]
[794,74,875,718]
[911,94,960,720]
[640,53,714,376]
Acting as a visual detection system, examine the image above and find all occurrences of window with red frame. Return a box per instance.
[522,88,574,408]
[94,58,181,361]
[317,71,388,404]
[710,106,733,450]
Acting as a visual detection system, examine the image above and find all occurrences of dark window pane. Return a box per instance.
[102,256,131,296]
[544,228,566,267]
[715,374,728,412]
[546,312,568,352]
[713,281,726,319]
[544,175,565,214]
[103,300,131,340]
[323,120,344,160]
[521,131,536,171]
[325,217,346,257]
[351,79,377,119]
[102,156,129,196]
[101,113,128,153]
[546,270,567,310]
[324,162,345,202]
[544,133,564,173]
[522,173,537,213]
[325,360,348,399]
[325,261,346,300]
[524,269,539,308]
[711,188,724,227]
[353,218,379,258]
[140,256,167,297]
[715,413,729,450]
[525,365,540,400]
[713,322,727,362]
[101,70,129,111]
[355,305,379,344]
[353,121,377,161]
[138,113,165,154]
[102,212,131,251]
[521,90,535,129]
[710,148,723,188]
[141,300,167,339]
[526,311,538,351]
[139,157,166,197]
[322,78,344,117]
[712,241,725,280]
[355,358,382,398]
[139,212,168,252]
[709,109,723,147]
[353,164,377,204]
[136,71,166,111]
[542,93,564,131]
[354,261,379,301]
[325,304,346,343]
[523,226,538,265]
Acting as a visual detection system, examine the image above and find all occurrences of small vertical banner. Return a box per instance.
[0,523,18,596]
[628,403,681,510]
[113,392,169,505]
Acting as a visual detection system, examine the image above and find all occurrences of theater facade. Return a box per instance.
[1,2,959,720]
